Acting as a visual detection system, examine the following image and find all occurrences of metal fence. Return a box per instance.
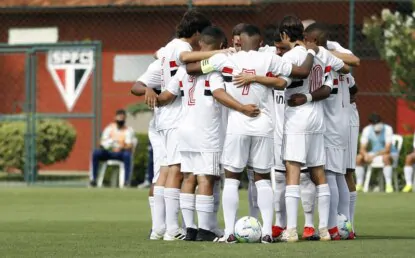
[0,0,413,184]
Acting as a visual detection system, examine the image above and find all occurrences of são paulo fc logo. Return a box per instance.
[47,49,94,111]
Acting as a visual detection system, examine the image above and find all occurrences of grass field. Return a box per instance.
[1,188,415,258]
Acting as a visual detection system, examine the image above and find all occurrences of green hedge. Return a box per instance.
[0,120,76,171]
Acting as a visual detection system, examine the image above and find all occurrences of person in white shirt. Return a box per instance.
[236,29,318,240]
[277,16,350,242]
[131,58,167,240]
[158,26,258,242]
[356,113,398,193]
[187,24,317,243]
[90,109,134,187]
[403,133,415,192]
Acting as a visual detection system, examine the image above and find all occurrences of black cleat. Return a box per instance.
[89,180,97,187]
[261,235,273,244]
[196,229,218,242]
[184,227,198,241]
[304,234,321,241]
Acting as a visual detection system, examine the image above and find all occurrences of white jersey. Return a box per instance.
[157,39,192,131]
[206,51,292,137]
[273,90,285,145]
[282,46,343,134]
[136,59,162,131]
[166,68,225,152]
[323,71,348,148]
[259,45,277,54]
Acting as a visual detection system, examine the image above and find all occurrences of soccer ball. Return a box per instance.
[234,216,262,243]
[337,213,353,240]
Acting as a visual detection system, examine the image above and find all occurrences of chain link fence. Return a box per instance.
[0,0,412,185]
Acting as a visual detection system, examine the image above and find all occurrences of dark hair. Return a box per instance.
[176,10,211,38]
[240,24,261,37]
[368,113,381,124]
[279,15,304,42]
[200,26,227,47]
[274,28,282,43]
[304,22,329,46]
[116,109,126,116]
[232,23,246,36]
[263,24,277,46]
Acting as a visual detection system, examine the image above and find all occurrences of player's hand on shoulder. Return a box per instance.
[145,88,158,109]
[287,93,307,107]
[233,73,255,87]
[305,42,319,54]
[241,104,260,117]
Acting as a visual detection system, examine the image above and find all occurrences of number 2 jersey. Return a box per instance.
[204,51,293,138]
[282,46,344,135]
[166,66,225,152]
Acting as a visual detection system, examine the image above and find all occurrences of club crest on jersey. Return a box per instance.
[47,49,94,111]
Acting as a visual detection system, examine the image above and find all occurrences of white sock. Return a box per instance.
[349,191,357,232]
[211,180,221,230]
[222,178,240,236]
[196,195,214,231]
[180,193,196,229]
[153,186,166,235]
[255,179,274,236]
[404,166,413,186]
[164,188,180,235]
[274,172,286,228]
[300,173,316,228]
[149,196,155,231]
[355,166,365,186]
[285,185,300,230]
[316,183,331,230]
[326,172,339,229]
[337,175,350,220]
[247,168,259,219]
[383,166,393,186]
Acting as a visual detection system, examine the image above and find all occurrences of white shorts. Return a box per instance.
[148,127,165,183]
[274,142,285,171]
[282,133,325,167]
[325,147,346,174]
[222,134,274,173]
[160,128,181,166]
[346,126,359,170]
[181,151,222,177]
[369,153,399,166]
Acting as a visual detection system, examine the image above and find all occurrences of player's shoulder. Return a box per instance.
[165,38,192,52]
[259,45,277,54]
[283,46,306,59]
[384,124,393,132]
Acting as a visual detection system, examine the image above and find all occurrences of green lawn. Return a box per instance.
[0,188,414,257]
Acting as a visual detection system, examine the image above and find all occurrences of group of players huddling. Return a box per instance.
[131,10,361,243]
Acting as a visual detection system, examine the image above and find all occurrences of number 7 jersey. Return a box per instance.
[205,51,293,138]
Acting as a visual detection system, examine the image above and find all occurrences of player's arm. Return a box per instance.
[180,50,226,64]
[212,89,259,117]
[131,82,159,109]
[233,74,287,90]
[359,127,369,156]
[330,50,360,67]
[157,91,176,106]
[186,62,203,76]
[288,43,321,79]
[327,49,351,74]
[157,71,181,106]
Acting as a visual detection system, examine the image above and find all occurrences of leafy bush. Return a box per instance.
[0,119,76,171]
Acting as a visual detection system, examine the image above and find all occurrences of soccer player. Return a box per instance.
[403,134,415,192]
[356,114,397,193]
[156,9,220,241]
[277,16,349,242]
[131,58,166,240]
[187,24,317,243]
[303,22,352,240]
[236,29,318,240]
[326,39,360,238]
[232,23,246,52]
[157,26,259,241]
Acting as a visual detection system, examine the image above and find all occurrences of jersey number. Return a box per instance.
[241,69,256,95]
[188,76,196,106]
[309,65,323,93]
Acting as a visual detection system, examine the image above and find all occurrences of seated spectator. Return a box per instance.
[355,113,397,193]
[90,109,135,187]
[403,131,415,192]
